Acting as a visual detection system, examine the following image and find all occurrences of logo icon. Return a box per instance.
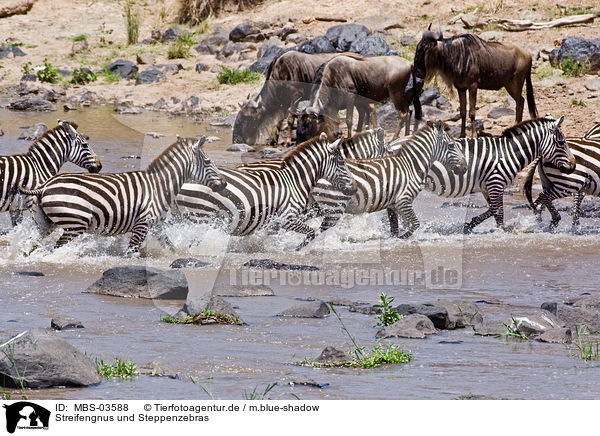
[3,402,50,433]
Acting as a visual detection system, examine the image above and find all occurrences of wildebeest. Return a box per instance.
[300,54,421,140]
[232,51,339,145]
[413,29,537,138]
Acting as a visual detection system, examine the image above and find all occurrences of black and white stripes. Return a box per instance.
[424,116,576,232]
[0,120,101,223]
[21,136,224,254]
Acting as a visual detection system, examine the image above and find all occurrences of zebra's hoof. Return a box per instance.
[396,231,413,239]
[463,225,473,234]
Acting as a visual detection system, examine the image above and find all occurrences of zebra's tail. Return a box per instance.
[525,65,538,119]
[524,157,540,209]
[18,186,44,197]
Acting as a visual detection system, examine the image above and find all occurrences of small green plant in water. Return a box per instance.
[217,66,262,85]
[72,67,97,85]
[498,317,530,340]
[243,382,278,400]
[1,343,28,399]
[161,309,242,325]
[374,293,402,327]
[36,58,60,83]
[96,357,137,380]
[570,327,600,361]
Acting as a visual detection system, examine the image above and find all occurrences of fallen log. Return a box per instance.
[496,13,599,31]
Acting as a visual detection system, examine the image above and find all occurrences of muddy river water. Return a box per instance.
[1,107,599,400]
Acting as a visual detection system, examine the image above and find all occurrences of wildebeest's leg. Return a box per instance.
[126,221,150,254]
[468,85,478,138]
[369,103,378,130]
[346,103,355,137]
[404,108,412,136]
[356,104,366,132]
[458,88,467,138]
[572,191,586,227]
[506,78,525,124]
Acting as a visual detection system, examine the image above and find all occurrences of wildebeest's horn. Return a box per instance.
[427,23,432,30]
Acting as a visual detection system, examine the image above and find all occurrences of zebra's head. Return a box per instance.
[321,133,357,196]
[432,121,467,175]
[59,120,102,173]
[539,116,576,174]
[187,136,227,192]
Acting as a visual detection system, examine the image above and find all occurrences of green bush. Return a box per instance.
[217,66,262,85]
[95,358,137,380]
[36,58,60,83]
[560,56,589,77]
[71,67,97,85]
[374,293,402,327]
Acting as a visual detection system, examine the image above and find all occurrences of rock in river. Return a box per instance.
[277,301,330,318]
[0,329,100,388]
[84,266,188,299]
[376,314,437,339]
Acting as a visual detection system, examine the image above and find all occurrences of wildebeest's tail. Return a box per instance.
[525,65,538,119]
[524,158,540,209]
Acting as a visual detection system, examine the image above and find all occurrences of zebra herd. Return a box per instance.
[0,114,592,256]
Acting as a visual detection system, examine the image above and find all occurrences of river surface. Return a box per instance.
[1,107,599,400]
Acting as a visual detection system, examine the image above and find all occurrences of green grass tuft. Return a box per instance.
[95,357,137,380]
[374,293,402,327]
[497,317,531,340]
[71,34,87,42]
[71,67,97,85]
[533,62,553,80]
[570,327,600,361]
[559,56,589,77]
[217,66,262,85]
[124,0,141,45]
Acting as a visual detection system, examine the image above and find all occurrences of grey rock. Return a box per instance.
[436,299,482,329]
[138,360,178,378]
[298,36,335,54]
[213,285,274,297]
[349,34,396,57]
[422,105,459,122]
[376,314,437,339]
[549,37,600,72]
[259,146,282,158]
[324,23,370,52]
[488,107,515,119]
[227,143,256,152]
[202,29,229,47]
[285,33,307,45]
[585,78,600,92]
[114,101,142,114]
[105,59,138,80]
[397,36,416,46]
[536,327,572,344]
[136,53,156,65]
[541,302,600,332]
[0,329,100,388]
[0,44,26,59]
[9,97,55,112]
[314,346,348,363]
[565,293,600,310]
[51,316,84,330]
[394,303,449,329]
[169,258,210,269]
[243,258,318,271]
[472,317,505,336]
[249,45,288,74]
[195,63,209,73]
[135,67,165,84]
[145,131,164,138]
[506,311,564,336]
[349,304,379,315]
[229,23,264,43]
[181,96,200,112]
[84,266,188,299]
[277,301,330,318]
[421,86,441,105]
[161,27,181,42]
[183,294,238,318]
[18,123,47,140]
[539,76,566,88]
[194,43,218,55]
[20,73,36,82]
[479,31,503,42]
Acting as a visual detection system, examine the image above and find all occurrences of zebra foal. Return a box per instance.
[175,132,357,250]
[20,136,225,254]
[524,123,600,227]
[424,116,576,232]
[0,120,101,224]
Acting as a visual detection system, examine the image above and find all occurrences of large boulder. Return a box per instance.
[541,302,600,332]
[0,329,100,388]
[376,314,437,339]
[549,37,600,72]
[8,97,55,112]
[182,294,238,318]
[277,301,330,318]
[394,303,450,329]
[248,45,289,73]
[297,36,336,54]
[84,266,188,299]
[135,67,166,84]
[0,44,26,59]
[348,34,396,57]
[324,24,370,52]
[436,299,483,329]
[0,0,36,18]
[18,123,47,140]
[105,59,138,79]
[229,23,264,42]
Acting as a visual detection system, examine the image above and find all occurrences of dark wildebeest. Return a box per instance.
[413,29,538,138]
[300,54,421,140]
[232,51,339,145]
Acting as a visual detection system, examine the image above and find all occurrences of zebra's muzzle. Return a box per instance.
[88,157,102,173]
[339,182,357,196]
[559,159,576,175]
[453,161,468,175]
[210,180,228,192]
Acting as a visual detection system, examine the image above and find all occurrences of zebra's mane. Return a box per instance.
[501,118,553,137]
[281,135,324,166]
[26,121,79,154]
[147,138,193,172]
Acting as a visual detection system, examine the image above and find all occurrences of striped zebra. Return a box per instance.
[311,121,467,238]
[175,133,357,250]
[20,136,225,254]
[524,123,600,227]
[423,116,576,233]
[1,120,101,224]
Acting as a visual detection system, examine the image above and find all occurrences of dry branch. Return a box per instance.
[496,13,599,31]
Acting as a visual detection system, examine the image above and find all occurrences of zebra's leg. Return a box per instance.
[458,88,468,138]
[572,191,585,227]
[319,212,343,233]
[392,202,419,239]
[536,191,561,228]
[463,209,493,234]
[55,226,87,249]
[387,208,400,237]
[281,217,316,250]
[149,224,176,252]
[126,222,150,255]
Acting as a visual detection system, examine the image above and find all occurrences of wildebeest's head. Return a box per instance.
[414,26,443,80]
[295,106,342,145]
[232,96,264,145]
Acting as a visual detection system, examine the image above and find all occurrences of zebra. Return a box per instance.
[523,123,600,227]
[175,132,357,250]
[423,116,576,233]
[19,136,225,254]
[0,120,101,225]
[306,121,467,238]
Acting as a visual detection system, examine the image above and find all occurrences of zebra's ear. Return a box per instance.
[376,127,384,144]
[62,121,78,139]
[327,137,343,153]
[191,136,206,153]
[554,115,565,129]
